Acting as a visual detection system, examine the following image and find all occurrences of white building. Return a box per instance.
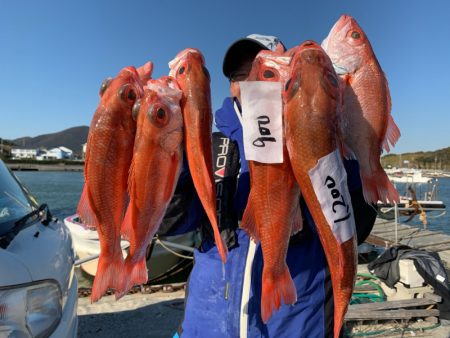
[82,143,87,160]
[11,148,41,159]
[36,147,73,160]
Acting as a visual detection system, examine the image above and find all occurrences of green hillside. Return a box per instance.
[381,147,450,170]
[11,126,89,156]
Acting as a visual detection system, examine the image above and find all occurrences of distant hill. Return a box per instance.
[12,126,89,156]
[381,146,450,170]
[0,138,15,159]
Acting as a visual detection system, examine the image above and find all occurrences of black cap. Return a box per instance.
[222,34,285,79]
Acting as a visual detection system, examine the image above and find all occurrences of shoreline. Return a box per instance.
[6,162,84,172]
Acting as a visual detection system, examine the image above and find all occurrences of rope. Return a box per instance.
[156,238,194,260]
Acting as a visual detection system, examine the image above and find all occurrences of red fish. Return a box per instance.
[322,14,400,204]
[284,41,357,338]
[77,64,150,302]
[241,50,302,322]
[116,77,184,298]
[169,48,228,262]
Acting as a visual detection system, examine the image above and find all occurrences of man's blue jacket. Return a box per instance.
[174,97,373,338]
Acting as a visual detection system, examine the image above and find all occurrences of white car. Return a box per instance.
[0,160,78,337]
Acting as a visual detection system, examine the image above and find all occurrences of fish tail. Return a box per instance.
[77,185,98,228]
[90,252,124,303]
[261,267,297,323]
[361,170,400,204]
[115,256,148,300]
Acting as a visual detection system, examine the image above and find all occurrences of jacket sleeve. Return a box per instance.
[199,131,241,248]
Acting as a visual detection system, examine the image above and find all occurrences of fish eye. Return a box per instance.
[178,66,185,75]
[157,108,165,119]
[202,66,210,81]
[119,85,137,103]
[288,76,301,99]
[263,70,275,79]
[132,99,141,121]
[327,73,338,88]
[285,79,291,92]
[148,106,170,127]
[320,72,339,100]
[351,31,361,39]
[99,77,112,97]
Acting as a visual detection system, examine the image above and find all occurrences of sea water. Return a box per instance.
[13,171,450,235]
[14,171,84,221]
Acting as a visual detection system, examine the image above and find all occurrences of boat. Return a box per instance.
[64,214,198,283]
[422,170,450,178]
[385,168,432,184]
[377,178,446,223]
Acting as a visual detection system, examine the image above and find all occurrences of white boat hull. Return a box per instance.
[64,214,197,280]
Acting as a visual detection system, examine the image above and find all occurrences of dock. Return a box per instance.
[366,218,450,269]
[343,217,450,336]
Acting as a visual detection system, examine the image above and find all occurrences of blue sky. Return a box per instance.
[1,0,449,154]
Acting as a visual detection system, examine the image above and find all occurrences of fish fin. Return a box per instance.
[120,204,133,242]
[261,267,297,323]
[290,204,303,236]
[122,193,130,220]
[361,170,400,205]
[76,184,98,228]
[115,256,148,300]
[339,140,356,160]
[123,157,137,239]
[90,252,124,303]
[382,114,401,153]
[127,157,136,197]
[241,198,259,242]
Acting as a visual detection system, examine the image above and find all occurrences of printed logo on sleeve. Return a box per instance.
[239,81,283,163]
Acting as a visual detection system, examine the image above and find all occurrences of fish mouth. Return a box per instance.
[168,48,204,77]
[300,40,322,50]
[335,14,352,32]
[298,48,328,66]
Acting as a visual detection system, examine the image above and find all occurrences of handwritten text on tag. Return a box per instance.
[308,150,356,244]
[240,81,283,163]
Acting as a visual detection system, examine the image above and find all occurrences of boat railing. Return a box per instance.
[74,237,195,266]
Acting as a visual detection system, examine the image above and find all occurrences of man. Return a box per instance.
[174,34,377,337]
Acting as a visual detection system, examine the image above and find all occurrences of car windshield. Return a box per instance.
[0,160,38,235]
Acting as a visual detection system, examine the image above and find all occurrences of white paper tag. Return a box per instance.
[240,81,283,164]
[309,150,356,244]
